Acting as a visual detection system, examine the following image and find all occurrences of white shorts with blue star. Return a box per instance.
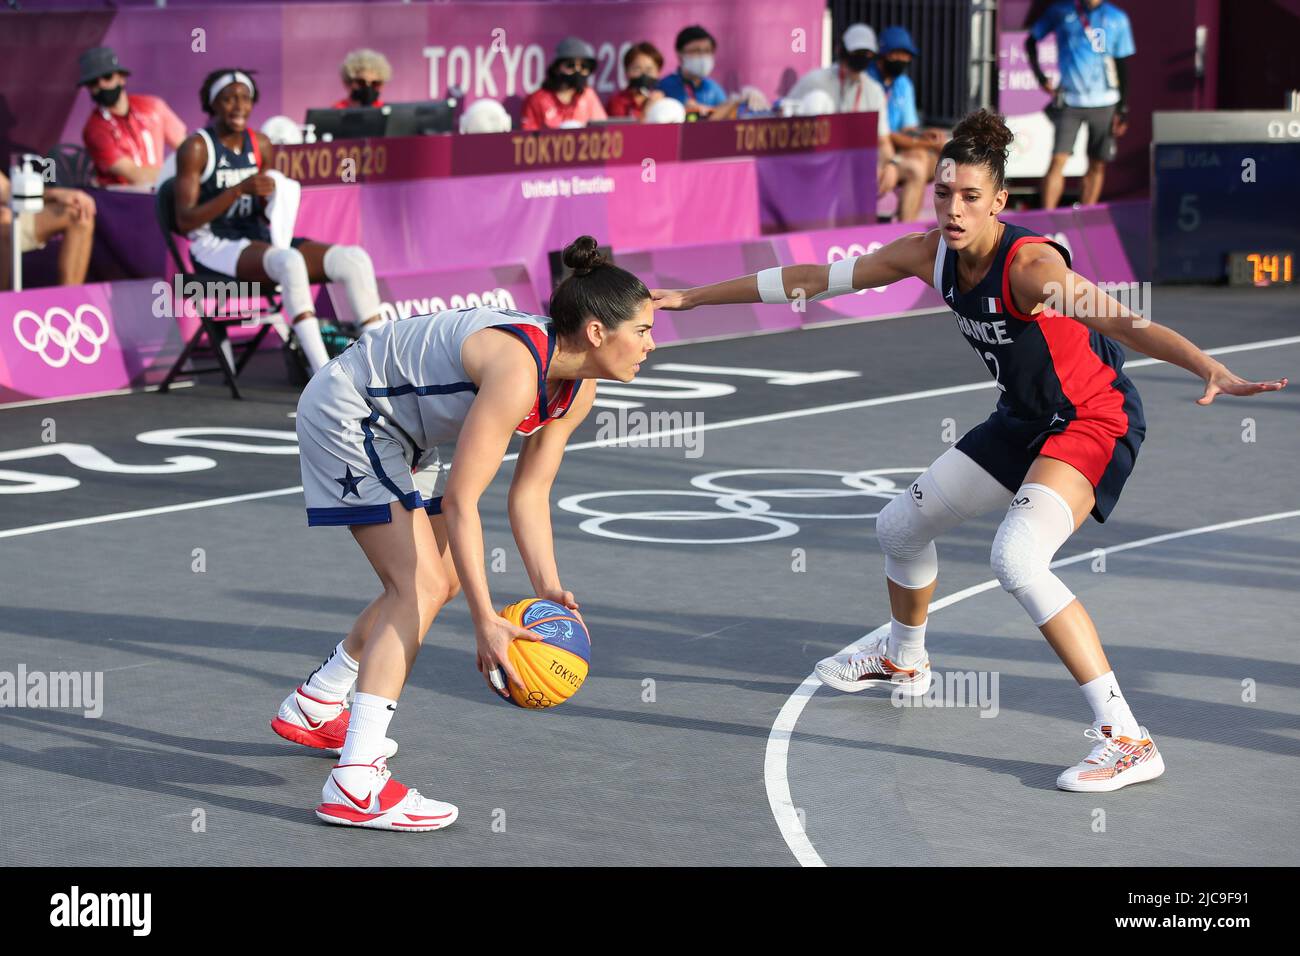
[296,361,448,527]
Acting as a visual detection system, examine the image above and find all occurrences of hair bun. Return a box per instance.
[562,235,606,276]
[951,108,1014,159]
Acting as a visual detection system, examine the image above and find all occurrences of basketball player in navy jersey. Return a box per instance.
[173,68,386,376]
[276,237,655,830]
[652,110,1287,792]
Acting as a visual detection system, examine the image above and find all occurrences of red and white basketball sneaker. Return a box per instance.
[270,686,396,758]
[317,757,458,832]
[814,633,931,696]
[1056,721,1166,792]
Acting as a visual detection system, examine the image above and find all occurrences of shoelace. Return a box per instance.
[1082,727,1122,765]
[844,645,887,677]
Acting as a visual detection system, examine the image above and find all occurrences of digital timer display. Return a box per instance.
[1227,250,1295,287]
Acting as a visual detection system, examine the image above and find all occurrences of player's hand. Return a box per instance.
[238,173,276,198]
[1197,364,1288,405]
[539,588,586,630]
[1041,77,1058,94]
[1112,112,1129,137]
[475,613,539,699]
[650,288,691,311]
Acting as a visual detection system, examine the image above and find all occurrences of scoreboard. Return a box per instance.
[1151,111,1299,284]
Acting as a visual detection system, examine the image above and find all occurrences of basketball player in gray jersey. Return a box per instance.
[276,237,656,831]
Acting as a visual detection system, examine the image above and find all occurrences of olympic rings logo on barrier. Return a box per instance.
[12,305,112,368]
[557,468,927,544]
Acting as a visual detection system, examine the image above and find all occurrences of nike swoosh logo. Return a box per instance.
[336,782,372,810]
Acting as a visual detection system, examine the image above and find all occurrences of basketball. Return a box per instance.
[494,598,591,709]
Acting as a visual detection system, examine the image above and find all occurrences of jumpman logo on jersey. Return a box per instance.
[945,287,955,303]
[335,465,363,498]
[218,155,231,167]
[1050,413,1067,427]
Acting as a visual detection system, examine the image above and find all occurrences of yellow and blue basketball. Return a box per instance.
[496,598,591,709]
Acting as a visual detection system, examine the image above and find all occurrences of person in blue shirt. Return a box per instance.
[1026,0,1136,208]
[868,26,949,221]
[657,24,766,121]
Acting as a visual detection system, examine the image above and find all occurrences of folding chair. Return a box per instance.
[154,177,283,399]
[45,143,95,189]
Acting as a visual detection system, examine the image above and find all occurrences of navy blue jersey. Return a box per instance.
[194,126,269,242]
[933,221,1133,421]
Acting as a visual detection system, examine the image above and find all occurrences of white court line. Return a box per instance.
[0,380,194,410]
[1,335,1296,540]
[765,508,1300,868]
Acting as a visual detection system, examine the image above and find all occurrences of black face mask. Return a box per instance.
[92,85,124,108]
[628,74,657,93]
[883,60,909,78]
[350,85,380,107]
[560,71,589,93]
[845,52,873,73]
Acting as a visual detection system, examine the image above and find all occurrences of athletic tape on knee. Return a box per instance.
[756,267,789,304]
[262,246,313,319]
[323,244,382,325]
[990,482,1076,626]
[809,255,858,301]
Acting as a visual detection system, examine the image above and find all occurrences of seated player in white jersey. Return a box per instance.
[276,237,655,831]
[652,109,1287,793]
[172,67,387,377]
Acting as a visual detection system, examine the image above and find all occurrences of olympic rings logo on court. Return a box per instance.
[12,305,112,368]
[557,468,926,544]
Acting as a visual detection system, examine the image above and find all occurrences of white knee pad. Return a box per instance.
[877,448,1014,589]
[990,482,1077,626]
[262,246,313,319]
[323,244,382,326]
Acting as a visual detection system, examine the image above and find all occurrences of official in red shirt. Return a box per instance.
[331,48,391,110]
[605,42,666,121]
[78,46,186,187]
[521,37,607,130]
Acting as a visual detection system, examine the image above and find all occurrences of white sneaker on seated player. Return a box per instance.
[316,757,458,831]
[270,686,397,757]
[1055,721,1165,792]
[815,632,931,696]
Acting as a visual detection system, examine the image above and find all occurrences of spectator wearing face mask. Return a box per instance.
[657,25,767,121]
[78,46,187,187]
[606,42,666,121]
[521,37,608,130]
[786,24,897,195]
[332,49,392,110]
[868,26,949,221]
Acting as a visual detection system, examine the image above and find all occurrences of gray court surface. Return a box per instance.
[1,286,1296,867]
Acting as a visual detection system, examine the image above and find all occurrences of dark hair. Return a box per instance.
[199,68,260,115]
[675,25,716,52]
[549,236,650,339]
[624,41,664,72]
[938,108,1014,192]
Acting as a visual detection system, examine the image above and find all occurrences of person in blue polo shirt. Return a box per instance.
[868,26,949,221]
[1026,0,1136,208]
[657,24,766,121]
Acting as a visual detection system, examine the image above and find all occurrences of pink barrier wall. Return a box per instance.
[0,202,1150,405]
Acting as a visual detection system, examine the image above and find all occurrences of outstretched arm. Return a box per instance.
[651,231,938,310]
[1010,247,1288,404]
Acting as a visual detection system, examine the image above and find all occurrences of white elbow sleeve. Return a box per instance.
[757,267,789,304]
[809,256,859,301]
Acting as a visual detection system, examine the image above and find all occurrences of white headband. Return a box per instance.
[208,71,256,105]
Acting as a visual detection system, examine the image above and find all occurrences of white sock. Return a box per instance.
[339,692,396,766]
[887,617,927,667]
[293,316,331,373]
[303,641,359,703]
[1081,671,1140,737]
